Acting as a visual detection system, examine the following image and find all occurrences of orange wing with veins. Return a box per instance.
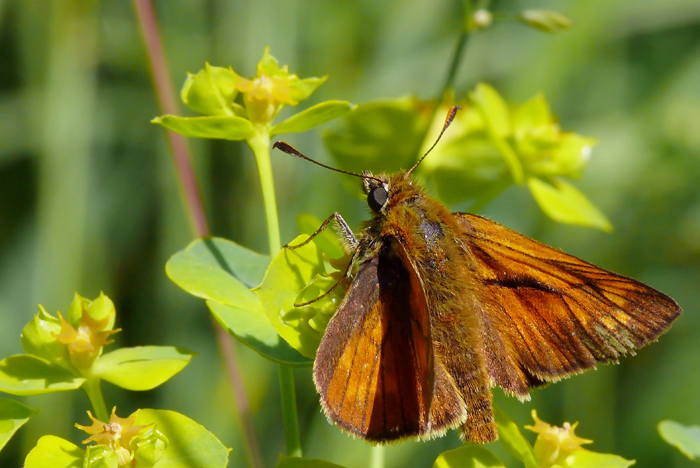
[313,241,448,442]
[454,213,682,397]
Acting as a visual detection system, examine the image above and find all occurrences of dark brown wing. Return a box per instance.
[313,241,435,442]
[454,213,681,396]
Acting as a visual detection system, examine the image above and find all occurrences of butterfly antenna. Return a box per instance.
[273,141,383,183]
[408,105,461,175]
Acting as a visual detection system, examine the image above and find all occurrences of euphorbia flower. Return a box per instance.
[525,410,592,467]
[53,300,120,368]
[76,407,152,467]
[232,47,326,126]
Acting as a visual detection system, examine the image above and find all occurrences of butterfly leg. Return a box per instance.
[285,212,358,250]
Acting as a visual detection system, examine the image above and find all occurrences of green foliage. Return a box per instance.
[0,294,194,399]
[432,445,506,468]
[275,455,348,468]
[0,399,35,452]
[254,235,344,358]
[166,237,312,365]
[323,84,609,231]
[23,409,229,468]
[658,420,700,460]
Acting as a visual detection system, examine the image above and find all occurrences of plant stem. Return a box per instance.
[247,130,281,254]
[131,2,264,468]
[438,30,470,103]
[82,378,108,422]
[248,129,302,457]
[278,366,302,457]
[370,445,385,468]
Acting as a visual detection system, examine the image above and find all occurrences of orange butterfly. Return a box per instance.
[273,107,681,443]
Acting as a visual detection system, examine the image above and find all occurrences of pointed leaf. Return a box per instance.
[208,301,311,366]
[658,420,700,460]
[20,305,68,367]
[166,237,268,310]
[433,445,506,468]
[0,398,36,451]
[470,83,511,138]
[494,405,538,468]
[24,435,84,468]
[275,455,347,468]
[94,346,195,391]
[565,450,634,468]
[288,76,328,103]
[271,100,354,136]
[181,63,238,116]
[152,115,254,141]
[134,409,230,468]
[253,236,331,358]
[0,355,84,395]
[527,177,613,231]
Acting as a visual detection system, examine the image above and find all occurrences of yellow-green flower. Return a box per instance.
[53,298,120,369]
[76,407,152,467]
[525,410,592,467]
[232,47,326,126]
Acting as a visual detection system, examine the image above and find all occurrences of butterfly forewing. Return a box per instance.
[455,213,682,389]
[313,242,434,442]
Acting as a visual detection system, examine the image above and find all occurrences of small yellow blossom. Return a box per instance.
[232,47,326,126]
[525,410,592,467]
[53,306,120,368]
[76,408,152,467]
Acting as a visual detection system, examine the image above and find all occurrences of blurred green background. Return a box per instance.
[1,0,699,467]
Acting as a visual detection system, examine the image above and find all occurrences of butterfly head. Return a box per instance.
[362,171,391,213]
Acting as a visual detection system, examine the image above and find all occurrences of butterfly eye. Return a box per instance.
[368,185,388,212]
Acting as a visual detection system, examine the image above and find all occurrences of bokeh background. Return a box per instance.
[1,0,699,467]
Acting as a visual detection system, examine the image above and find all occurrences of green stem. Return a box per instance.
[370,445,385,468]
[278,366,302,457]
[437,30,470,102]
[248,129,302,457]
[82,378,109,422]
[248,130,281,255]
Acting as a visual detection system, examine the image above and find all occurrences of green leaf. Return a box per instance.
[275,455,348,468]
[82,292,117,326]
[181,63,238,116]
[297,213,346,259]
[564,449,635,468]
[323,97,433,174]
[165,238,308,365]
[271,100,354,136]
[134,409,230,468]
[527,177,613,232]
[253,235,331,358]
[84,445,119,468]
[93,346,195,391]
[658,420,700,460]
[24,435,84,468]
[0,398,36,452]
[470,83,511,138]
[152,115,254,141]
[433,445,506,468]
[494,405,538,468]
[166,237,268,310]
[20,305,68,367]
[208,301,311,366]
[0,355,84,395]
[288,76,328,103]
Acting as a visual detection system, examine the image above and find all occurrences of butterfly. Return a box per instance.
[273,106,681,443]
